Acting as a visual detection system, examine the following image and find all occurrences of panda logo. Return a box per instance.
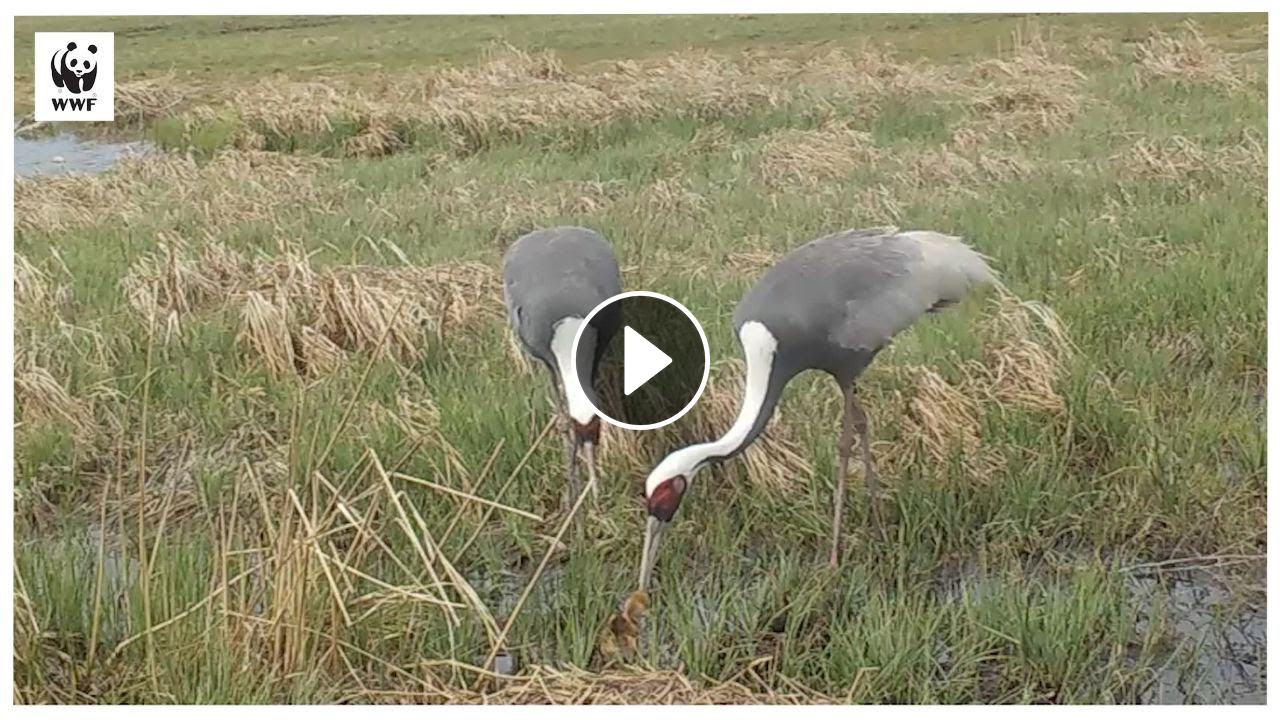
[50,41,98,95]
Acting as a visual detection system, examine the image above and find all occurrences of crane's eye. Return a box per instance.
[647,475,687,522]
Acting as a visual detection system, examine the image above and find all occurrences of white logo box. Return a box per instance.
[34,32,115,122]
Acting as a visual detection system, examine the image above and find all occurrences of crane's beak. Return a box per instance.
[638,515,665,592]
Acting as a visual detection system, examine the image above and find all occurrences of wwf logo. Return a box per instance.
[34,32,114,121]
[50,41,99,95]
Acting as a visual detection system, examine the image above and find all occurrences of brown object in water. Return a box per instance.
[593,591,650,669]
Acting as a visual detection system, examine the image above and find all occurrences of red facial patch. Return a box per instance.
[647,475,687,522]
[572,416,601,444]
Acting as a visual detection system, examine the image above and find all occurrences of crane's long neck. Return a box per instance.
[657,321,785,480]
[550,317,598,426]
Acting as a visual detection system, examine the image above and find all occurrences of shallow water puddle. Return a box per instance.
[15,130,154,177]
[1130,570,1266,704]
[929,559,1265,703]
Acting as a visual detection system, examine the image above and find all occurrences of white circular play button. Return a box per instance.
[622,326,673,396]
[572,291,710,430]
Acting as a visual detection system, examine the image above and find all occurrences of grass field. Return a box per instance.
[13,14,1267,704]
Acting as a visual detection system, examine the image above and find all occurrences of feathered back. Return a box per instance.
[831,229,996,351]
[904,230,997,298]
[733,227,997,357]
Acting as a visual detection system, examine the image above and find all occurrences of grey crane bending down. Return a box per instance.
[638,227,995,589]
[503,227,622,506]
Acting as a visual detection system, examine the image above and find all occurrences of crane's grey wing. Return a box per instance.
[501,275,523,334]
[501,226,621,358]
[829,230,995,351]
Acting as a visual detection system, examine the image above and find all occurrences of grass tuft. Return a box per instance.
[1134,20,1255,92]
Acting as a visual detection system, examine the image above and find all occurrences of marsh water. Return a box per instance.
[15,129,153,177]
[1130,570,1266,704]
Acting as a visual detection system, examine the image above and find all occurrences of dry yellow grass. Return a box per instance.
[14,356,93,441]
[1113,132,1265,189]
[1079,34,1120,63]
[298,324,351,375]
[633,175,709,218]
[51,433,829,706]
[432,170,695,239]
[344,123,405,158]
[238,291,298,378]
[883,293,1071,482]
[165,41,980,161]
[893,145,1031,198]
[391,393,443,441]
[115,75,194,124]
[723,247,781,276]
[848,184,905,225]
[15,150,340,235]
[891,364,1005,480]
[312,270,425,366]
[120,425,289,529]
[14,253,71,327]
[756,123,879,191]
[688,122,732,154]
[15,254,55,310]
[120,237,504,375]
[71,39,1106,238]
[230,81,357,137]
[18,608,818,704]
[427,664,835,704]
[164,40,1096,158]
[121,234,256,324]
[968,295,1073,415]
[794,47,959,101]
[438,177,626,239]
[965,39,1089,137]
[1134,20,1253,92]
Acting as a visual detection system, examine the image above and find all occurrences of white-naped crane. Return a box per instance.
[637,226,996,589]
[502,226,622,507]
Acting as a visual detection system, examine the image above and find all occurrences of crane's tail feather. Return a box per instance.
[900,230,998,304]
[830,229,1000,351]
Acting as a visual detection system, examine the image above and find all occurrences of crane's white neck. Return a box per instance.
[645,321,778,495]
[550,317,597,425]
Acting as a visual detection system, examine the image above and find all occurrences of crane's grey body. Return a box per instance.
[725,226,995,459]
[502,226,622,512]
[502,226,621,378]
[638,225,995,587]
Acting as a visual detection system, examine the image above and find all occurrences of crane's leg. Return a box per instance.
[546,367,582,515]
[849,389,880,525]
[583,441,599,510]
[562,412,581,513]
[830,384,857,569]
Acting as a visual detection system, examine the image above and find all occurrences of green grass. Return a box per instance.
[13,13,1265,118]
[13,14,1266,704]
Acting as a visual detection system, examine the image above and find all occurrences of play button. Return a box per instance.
[623,326,672,396]
[573,291,709,430]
